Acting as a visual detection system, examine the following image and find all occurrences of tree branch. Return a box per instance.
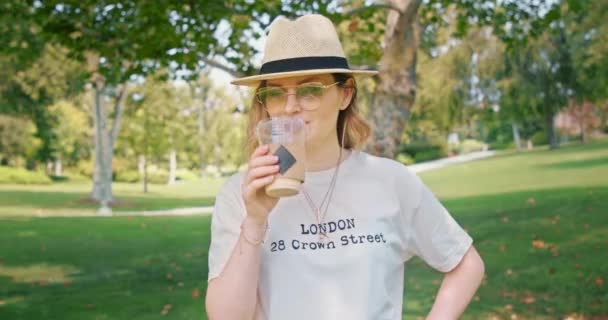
[343,4,404,16]
[109,83,127,150]
[200,56,242,78]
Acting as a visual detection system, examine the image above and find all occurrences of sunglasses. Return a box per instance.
[255,82,342,114]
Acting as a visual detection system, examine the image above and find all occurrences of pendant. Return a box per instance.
[319,232,329,242]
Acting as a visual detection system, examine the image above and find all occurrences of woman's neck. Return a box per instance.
[305,139,350,172]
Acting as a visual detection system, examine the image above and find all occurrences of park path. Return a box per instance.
[102,150,496,217]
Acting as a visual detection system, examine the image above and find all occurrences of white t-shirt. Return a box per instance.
[208,150,472,320]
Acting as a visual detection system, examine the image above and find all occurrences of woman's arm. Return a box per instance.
[205,216,266,320]
[426,245,485,320]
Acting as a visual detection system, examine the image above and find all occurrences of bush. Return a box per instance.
[114,169,169,184]
[459,139,487,154]
[489,141,515,151]
[176,169,199,182]
[399,140,448,163]
[396,153,415,165]
[115,170,140,183]
[0,166,52,184]
[530,131,548,146]
[414,150,443,162]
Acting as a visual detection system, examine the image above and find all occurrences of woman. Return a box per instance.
[206,14,484,320]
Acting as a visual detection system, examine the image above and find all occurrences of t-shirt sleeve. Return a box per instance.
[207,174,246,281]
[401,171,473,273]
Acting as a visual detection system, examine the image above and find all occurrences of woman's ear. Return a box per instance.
[340,78,355,110]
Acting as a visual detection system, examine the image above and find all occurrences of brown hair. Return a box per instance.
[245,73,371,156]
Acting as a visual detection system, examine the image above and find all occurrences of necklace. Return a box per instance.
[301,147,344,242]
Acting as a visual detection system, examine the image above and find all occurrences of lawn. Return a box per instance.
[0,139,606,319]
[0,178,225,216]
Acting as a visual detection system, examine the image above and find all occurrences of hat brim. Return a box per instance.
[231,69,378,86]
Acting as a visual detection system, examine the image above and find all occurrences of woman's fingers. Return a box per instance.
[252,144,269,157]
[243,175,275,199]
[249,154,278,169]
[246,164,279,186]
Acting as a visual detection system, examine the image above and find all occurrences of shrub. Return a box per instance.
[489,141,515,150]
[414,150,443,162]
[530,131,549,146]
[176,169,199,182]
[396,153,415,165]
[0,166,52,184]
[114,168,170,184]
[115,170,140,183]
[399,140,448,163]
[459,139,487,154]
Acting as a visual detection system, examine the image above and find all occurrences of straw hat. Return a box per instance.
[231,14,378,86]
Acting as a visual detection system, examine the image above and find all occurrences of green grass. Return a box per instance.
[0,179,225,216]
[0,139,607,319]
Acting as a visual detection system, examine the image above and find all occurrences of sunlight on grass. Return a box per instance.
[0,263,80,284]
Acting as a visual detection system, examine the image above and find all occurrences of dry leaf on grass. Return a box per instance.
[161,304,172,316]
[192,288,200,298]
[526,197,536,206]
[521,296,536,304]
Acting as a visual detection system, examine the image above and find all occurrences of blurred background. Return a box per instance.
[0,0,606,319]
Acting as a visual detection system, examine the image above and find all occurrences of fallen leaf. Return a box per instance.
[532,240,548,249]
[474,295,480,301]
[192,288,200,298]
[504,304,513,311]
[178,282,184,287]
[502,216,509,223]
[521,296,536,304]
[587,207,593,213]
[348,19,359,33]
[505,269,513,276]
[0,300,5,306]
[161,304,172,316]
[548,267,556,275]
[596,277,604,286]
[526,197,536,206]
[500,244,508,252]
[166,273,173,280]
[510,313,519,320]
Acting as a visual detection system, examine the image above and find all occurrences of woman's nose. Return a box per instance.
[283,93,301,114]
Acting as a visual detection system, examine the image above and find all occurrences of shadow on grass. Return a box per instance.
[405,186,607,319]
[540,156,608,170]
[0,190,215,216]
[0,186,606,319]
[0,215,212,320]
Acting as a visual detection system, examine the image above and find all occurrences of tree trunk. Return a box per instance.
[142,155,148,193]
[138,155,145,177]
[544,105,558,150]
[511,123,522,151]
[91,85,113,205]
[90,81,127,208]
[366,0,422,158]
[54,157,63,177]
[168,149,177,185]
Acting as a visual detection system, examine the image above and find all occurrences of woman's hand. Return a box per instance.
[241,145,281,228]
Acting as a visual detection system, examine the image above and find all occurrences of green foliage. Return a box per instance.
[0,166,51,185]
[48,99,92,166]
[396,153,415,166]
[399,140,448,163]
[0,115,41,167]
[449,139,487,155]
[530,131,549,146]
